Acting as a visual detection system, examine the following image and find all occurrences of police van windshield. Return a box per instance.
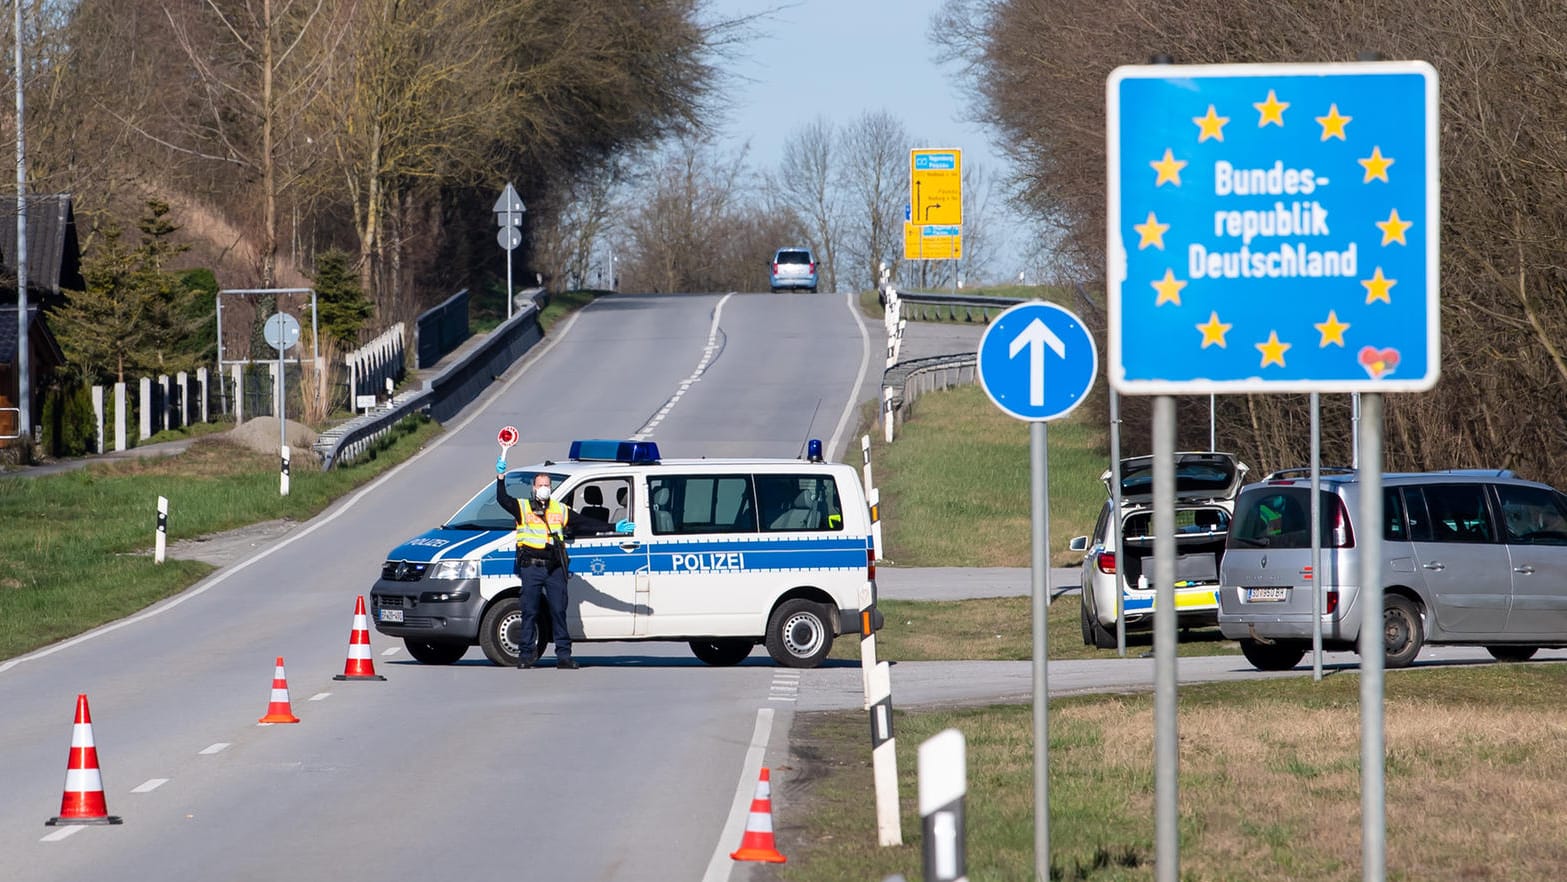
[444,472,569,530]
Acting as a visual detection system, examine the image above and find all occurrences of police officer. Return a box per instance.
[495,465,578,669]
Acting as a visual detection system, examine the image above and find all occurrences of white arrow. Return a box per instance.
[1008,317,1067,407]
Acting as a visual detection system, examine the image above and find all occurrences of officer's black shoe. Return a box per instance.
[557,657,579,670]
[517,655,537,669]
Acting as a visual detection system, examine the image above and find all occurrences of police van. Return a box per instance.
[369,439,880,668]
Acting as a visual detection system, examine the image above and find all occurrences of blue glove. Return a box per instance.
[496,456,507,475]
[615,519,635,534]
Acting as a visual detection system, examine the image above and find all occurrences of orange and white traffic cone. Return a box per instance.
[258,656,301,724]
[729,767,786,863]
[333,595,386,681]
[46,693,123,826]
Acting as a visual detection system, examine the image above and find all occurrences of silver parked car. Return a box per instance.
[769,247,818,293]
[1069,452,1249,648]
[1218,468,1567,670]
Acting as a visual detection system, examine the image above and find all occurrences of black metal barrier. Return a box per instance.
[415,288,470,369]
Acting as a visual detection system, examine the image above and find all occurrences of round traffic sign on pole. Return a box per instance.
[497,226,522,251]
[263,312,302,351]
[976,301,1097,422]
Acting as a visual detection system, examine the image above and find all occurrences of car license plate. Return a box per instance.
[379,608,404,623]
[1246,587,1288,602]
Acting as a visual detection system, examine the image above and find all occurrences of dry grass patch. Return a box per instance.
[777,665,1567,881]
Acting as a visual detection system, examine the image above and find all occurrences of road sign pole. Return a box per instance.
[1110,389,1126,656]
[1359,393,1386,882]
[506,246,514,320]
[1030,419,1049,882]
[1311,392,1323,680]
[1153,395,1179,882]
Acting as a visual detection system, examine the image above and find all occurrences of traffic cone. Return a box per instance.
[333,595,386,681]
[258,656,301,723]
[729,767,786,863]
[46,693,123,826]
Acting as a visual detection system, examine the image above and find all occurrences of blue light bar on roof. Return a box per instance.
[568,439,661,464]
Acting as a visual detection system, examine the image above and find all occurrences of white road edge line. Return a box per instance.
[827,287,874,461]
[131,778,169,793]
[0,305,596,675]
[700,706,775,882]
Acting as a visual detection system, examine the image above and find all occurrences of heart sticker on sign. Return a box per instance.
[497,426,519,449]
[1357,346,1400,380]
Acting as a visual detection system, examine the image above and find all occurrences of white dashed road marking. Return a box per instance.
[631,293,734,441]
[131,778,169,793]
[198,743,231,755]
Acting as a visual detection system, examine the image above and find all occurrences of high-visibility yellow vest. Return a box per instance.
[516,499,567,549]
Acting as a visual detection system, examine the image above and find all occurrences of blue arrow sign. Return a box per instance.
[1107,61,1439,394]
[978,301,1098,422]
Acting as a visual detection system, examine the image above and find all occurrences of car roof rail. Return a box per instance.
[1430,468,1517,478]
[1262,466,1357,481]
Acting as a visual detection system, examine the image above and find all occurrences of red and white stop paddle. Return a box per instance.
[497,425,519,464]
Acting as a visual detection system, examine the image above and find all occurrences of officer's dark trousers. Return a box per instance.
[518,560,571,661]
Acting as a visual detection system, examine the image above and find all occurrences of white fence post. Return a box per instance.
[176,371,189,428]
[91,386,105,454]
[113,382,126,452]
[197,367,209,423]
[139,378,152,440]
[231,364,244,424]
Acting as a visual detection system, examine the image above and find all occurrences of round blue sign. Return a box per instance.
[977,301,1098,421]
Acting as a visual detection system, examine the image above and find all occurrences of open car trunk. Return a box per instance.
[1118,508,1229,589]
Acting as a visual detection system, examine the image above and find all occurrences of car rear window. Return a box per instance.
[775,250,812,265]
[1228,487,1352,548]
[1121,458,1235,496]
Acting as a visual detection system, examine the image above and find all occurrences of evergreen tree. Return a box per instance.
[312,249,373,348]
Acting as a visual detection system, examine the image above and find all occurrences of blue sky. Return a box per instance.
[704,0,1031,282]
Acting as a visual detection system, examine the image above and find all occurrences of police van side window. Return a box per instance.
[757,475,843,532]
[648,475,757,535]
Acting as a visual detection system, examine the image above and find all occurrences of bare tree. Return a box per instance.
[837,110,910,292]
[775,117,840,292]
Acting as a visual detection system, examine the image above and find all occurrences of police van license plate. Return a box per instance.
[379,609,404,623]
[1246,587,1288,602]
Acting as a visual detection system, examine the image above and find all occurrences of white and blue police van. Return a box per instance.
[369,439,881,668]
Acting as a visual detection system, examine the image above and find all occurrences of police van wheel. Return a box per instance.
[690,639,754,666]
[765,600,835,668]
[404,639,468,665]
[480,598,524,666]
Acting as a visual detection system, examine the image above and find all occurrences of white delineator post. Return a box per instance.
[154,496,168,564]
[858,582,878,708]
[882,387,896,444]
[919,728,968,882]
[280,445,291,497]
[868,660,901,846]
[868,487,884,563]
[860,434,873,492]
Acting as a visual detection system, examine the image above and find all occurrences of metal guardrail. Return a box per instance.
[893,291,1023,323]
[415,288,470,369]
[315,289,547,469]
[880,353,979,434]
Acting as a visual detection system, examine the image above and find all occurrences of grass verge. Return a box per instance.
[0,414,441,660]
[868,384,1104,568]
[772,664,1567,882]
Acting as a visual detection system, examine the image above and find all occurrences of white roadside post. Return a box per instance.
[858,582,878,708]
[860,434,873,493]
[868,659,901,846]
[280,445,291,497]
[868,486,884,563]
[919,728,967,882]
[882,387,896,444]
[154,496,168,564]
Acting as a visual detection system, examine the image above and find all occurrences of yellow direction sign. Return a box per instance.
[910,148,962,226]
[903,222,963,260]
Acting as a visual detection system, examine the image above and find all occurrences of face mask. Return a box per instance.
[532,485,551,502]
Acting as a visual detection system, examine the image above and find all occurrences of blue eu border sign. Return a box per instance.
[1107,61,1439,394]
[977,301,1097,422]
